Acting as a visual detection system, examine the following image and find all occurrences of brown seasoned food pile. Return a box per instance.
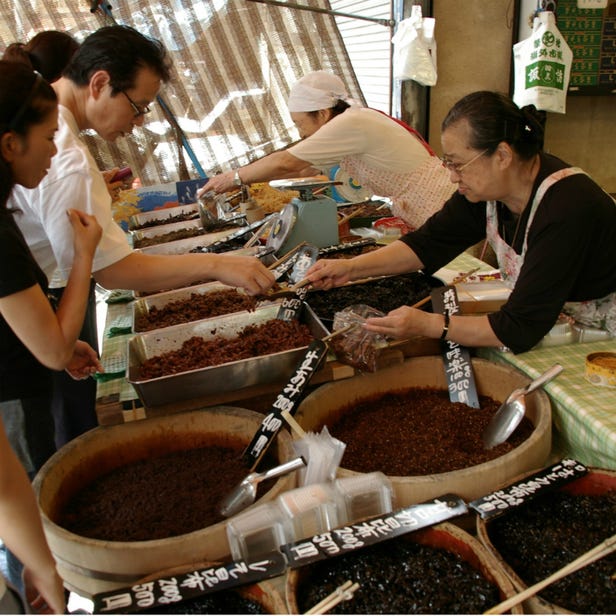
[135,289,258,332]
[132,226,206,249]
[337,201,390,219]
[131,210,199,230]
[139,319,314,379]
[488,489,616,613]
[58,443,278,541]
[133,221,242,249]
[329,388,533,475]
[248,182,298,213]
[296,538,501,614]
[306,272,436,322]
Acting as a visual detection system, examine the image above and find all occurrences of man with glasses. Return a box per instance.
[8,25,275,458]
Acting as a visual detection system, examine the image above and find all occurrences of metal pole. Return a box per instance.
[91,1,207,178]
[246,0,396,28]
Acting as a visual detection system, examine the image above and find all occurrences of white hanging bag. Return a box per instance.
[392,5,438,86]
[513,11,573,113]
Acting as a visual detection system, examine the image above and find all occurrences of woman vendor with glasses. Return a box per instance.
[305,90,616,354]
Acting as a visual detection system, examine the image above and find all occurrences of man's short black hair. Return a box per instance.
[63,25,171,92]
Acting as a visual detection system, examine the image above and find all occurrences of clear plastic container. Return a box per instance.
[535,316,574,348]
[573,324,613,343]
[277,483,341,543]
[226,502,287,562]
[334,472,395,525]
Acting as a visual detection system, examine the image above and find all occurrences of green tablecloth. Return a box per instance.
[480,341,616,470]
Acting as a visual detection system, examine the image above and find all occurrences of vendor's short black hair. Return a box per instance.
[63,25,171,93]
[442,91,545,160]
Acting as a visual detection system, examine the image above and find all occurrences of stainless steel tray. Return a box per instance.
[126,303,329,407]
[132,281,278,332]
[128,203,199,230]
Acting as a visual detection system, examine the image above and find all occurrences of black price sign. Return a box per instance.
[430,286,480,408]
[282,494,468,568]
[93,552,287,614]
[242,339,328,470]
[276,287,308,321]
[203,215,272,253]
[469,458,588,520]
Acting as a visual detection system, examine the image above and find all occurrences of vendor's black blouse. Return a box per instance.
[401,153,616,353]
[0,211,52,400]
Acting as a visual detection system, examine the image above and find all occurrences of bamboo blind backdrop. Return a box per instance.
[0,0,365,184]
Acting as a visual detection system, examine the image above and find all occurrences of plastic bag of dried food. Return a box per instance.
[331,304,387,372]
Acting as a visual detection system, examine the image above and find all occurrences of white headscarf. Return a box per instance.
[287,70,359,112]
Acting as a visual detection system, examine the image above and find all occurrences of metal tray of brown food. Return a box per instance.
[126,303,329,407]
[336,199,391,228]
[128,203,199,230]
[132,281,279,333]
[136,229,242,255]
[130,217,203,242]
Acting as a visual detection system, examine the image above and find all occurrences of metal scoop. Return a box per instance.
[482,364,563,449]
[219,456,306,517]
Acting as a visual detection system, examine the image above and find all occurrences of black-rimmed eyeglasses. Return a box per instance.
[121,90,151,118]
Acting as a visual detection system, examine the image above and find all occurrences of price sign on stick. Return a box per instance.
[469,458,588,520]
[430,285,480,408]
[242,338,329,470]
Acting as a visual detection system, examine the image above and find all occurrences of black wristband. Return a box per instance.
[440,312,450,341]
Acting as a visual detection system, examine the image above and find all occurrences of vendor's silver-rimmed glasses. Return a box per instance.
[121,90,151,118]
[441,148,489,175]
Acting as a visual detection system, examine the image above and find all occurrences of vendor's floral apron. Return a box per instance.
[486,167,616,336]
[341,114,453,230]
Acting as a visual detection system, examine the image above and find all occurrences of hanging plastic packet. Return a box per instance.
[331,304,387,372]
[391,5,437,86]
[513,11,572,114]
[292,426,346,487]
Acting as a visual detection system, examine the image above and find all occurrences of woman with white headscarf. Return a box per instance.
[199,70,453,229]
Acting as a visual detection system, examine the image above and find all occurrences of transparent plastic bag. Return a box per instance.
[331,304,387,372]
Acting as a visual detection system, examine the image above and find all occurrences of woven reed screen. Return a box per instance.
[0,0,365,185]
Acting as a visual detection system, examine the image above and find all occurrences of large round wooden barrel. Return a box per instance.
[285,522,523,614]
[294,356,552,507]
[476,467,616,614]
[33,407,296,598]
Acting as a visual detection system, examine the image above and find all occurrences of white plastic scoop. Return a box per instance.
[482,364,563,449]
[219,456,306,517]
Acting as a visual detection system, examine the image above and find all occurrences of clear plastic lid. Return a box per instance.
[334,472,395,525]
[226,501,287,562]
